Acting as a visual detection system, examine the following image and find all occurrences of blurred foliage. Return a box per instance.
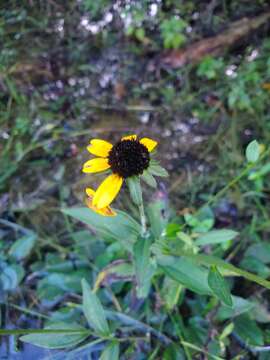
[160,17,187,49]
[1,0,270,358]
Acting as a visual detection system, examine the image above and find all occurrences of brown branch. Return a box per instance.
[160,12,270,68]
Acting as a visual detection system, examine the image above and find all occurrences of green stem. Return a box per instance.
[8,303,49,320]
[180,341,224,360]
[0,329,92,336]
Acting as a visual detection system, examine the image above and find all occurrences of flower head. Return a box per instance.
[83,135,158,210]
[108,138,150,178]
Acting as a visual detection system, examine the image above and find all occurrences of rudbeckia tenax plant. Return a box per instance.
[82,134,168,233]
[16,138,270,359]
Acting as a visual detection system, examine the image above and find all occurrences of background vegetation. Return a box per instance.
[1,0,270,358]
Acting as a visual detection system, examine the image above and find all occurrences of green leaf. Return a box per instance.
[95,261,134,290]
[208,266,233,307]
[195,230,238,246]
[163,344,185,360]
[248,162,270,180]
[147,199,169,238]
[197,56,223,80]
[148,161,169,177]
[160,18,187,49]
[9,232,37,260]
[62,208,140,250]
[246,140,260,163]
[0,263,24,290]
[219,322,234,340]
[252,300,270,323]
[158,255,212,295]
[133,236,155,298]
[135,28,145,42]
[161,277,182,310]
[184,207,214,232]
[100,341,119,360]
[141,169,157,188]
[234,314,264,346]
[37,268,91,301]
[180,253,270,290]
[217,296,255,321]
[177,231,196,251]
[1,266,18,291]
[126,176,142,205]
[101,261,134,278]
[20,322,89,349]
[81,279,110,336]
[240,256,270,278]
[245,242,270,264]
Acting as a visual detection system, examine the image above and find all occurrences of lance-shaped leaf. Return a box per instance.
[133,236,155,298]
[126,176,142,205]
[20,322,89,349]
[81,279,110,336]
[100,341,119,360]
[245,140,260,163]
[208,266,233,307]
[62,208,140,250]
[141,169,157,188]
[158,255,212,295]
[195,229,238,246]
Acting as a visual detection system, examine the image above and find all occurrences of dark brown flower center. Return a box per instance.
[108,139,150,178]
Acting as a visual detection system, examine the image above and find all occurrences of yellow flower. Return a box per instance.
[82,135,157,209]
[85,188,116,216]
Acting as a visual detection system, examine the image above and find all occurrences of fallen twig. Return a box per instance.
[160,11,270,68]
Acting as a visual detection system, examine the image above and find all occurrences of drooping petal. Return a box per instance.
[140,137,158,152]
[93,173,123,209]
[82,158,110,173]
[85,187,95,196]
[85,188,116,216]
[121,134,137,141]
[87,139,113,157]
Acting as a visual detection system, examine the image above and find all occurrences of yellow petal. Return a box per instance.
[87,139,113,157]
[85,192,116,217]
[121,134,137,141]
[93,173,123,209]
[140,137,158,152]
[85,187,95,196]
[82,158,110,173]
